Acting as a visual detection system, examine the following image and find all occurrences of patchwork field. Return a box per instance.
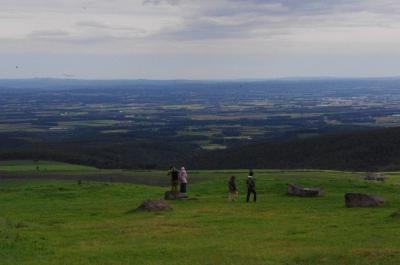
[4,79,400,170]
[1,162,400,264]
[3,79,400,150]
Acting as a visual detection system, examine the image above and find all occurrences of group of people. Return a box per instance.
[168,166,256,203]
[228,170,256,203]
[168,166,188,195]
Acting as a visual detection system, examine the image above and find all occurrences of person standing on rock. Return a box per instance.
[168,166,179,195]
[179,167,188,194]
[246,171,256,203]
[228,175,238,201]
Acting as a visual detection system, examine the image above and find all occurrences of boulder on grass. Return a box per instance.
[164,191,188,200]
[136,199,171,212]
[345,193,384,207]
[287,183,323,197]
[364,172,386,182]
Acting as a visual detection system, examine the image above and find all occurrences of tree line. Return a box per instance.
[1,126,400,171]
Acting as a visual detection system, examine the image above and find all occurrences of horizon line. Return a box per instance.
[1,75,400,82]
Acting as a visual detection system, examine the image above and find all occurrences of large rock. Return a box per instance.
[287,183,323,197]
[136,199,171,212]
[364,172,386,182]
[345,193,384,207]
[164,191,189,200]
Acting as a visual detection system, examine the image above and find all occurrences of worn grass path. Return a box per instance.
[1,163,400,264]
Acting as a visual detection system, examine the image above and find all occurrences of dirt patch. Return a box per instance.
[0,172,167,186]
[0,172,206,187]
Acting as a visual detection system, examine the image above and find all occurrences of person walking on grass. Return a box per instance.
[228,175,238,201]
[168,166,179,196]
[246,170,256,203]
[179,166,188,193]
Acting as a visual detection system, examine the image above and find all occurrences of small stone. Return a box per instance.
[136,199,171,212]
[287,183,323,197]
[345,193,384,207]
[364,172,386,181]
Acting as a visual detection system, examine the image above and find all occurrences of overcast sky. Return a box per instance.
[1,0,400,79]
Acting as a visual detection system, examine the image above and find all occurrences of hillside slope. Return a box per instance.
[1,170,400,265]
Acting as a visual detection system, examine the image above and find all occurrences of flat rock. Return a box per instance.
[164,191,189,200]
[345,193,384,207]
[364,172,386,181]
[287,183,323,197]
[136,199,171,212]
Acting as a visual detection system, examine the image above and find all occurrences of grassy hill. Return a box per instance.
[1,167,400,264]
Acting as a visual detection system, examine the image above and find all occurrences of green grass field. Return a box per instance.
[1,162,400,264]
[0,160,98,172]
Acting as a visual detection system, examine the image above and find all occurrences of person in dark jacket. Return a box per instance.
[246,171,256,203]
[228,175,238,201]
[168,166,179,195]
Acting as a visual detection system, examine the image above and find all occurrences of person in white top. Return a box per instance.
[179,167,188,193]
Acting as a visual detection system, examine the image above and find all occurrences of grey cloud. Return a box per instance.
[77,20,110,29]
[171,0,399,20]
[2,0,400,79]
[142,0,180,5]
[76,20,146,34]
[28,30,71,39]
[156,16,288,41]
[149,0,400,41]
[209,0,360,17]
[23,0,400,44]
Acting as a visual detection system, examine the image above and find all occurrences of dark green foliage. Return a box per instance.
[189,126,400,171]
[2,126,400,171]
[0,138,194,169]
